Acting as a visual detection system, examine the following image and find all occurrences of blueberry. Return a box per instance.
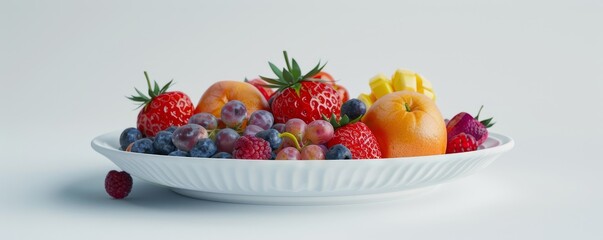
[190,138,217,158]
[270,151,277,160]
[119,127,142,150]
[341,99,366,120]
[130,138,155,154]
[212,152,233,159]
[163,126,178,133]
[255,129,282,150]
[153,131,176,155]
[326,144,352,160]
[168,150,189,157]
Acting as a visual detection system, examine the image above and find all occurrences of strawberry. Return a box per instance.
[446,106,495,146]
[333,84,349,104]
[245,78,274,101]
[261,51,341,123]
[127,72,194,137]
[325,114,382,159]
[446,133,478,153]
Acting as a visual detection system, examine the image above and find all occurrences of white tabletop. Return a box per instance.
[2,1,602,239]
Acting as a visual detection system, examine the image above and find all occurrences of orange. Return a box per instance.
[362,91,446,158]
[194,81,270,118]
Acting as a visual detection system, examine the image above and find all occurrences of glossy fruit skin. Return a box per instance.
[171,124,208,152]
[248,110,274,130]
[325,144,352,160]
[130,138,155,154]
[312,71,349,103]
[326,122,381,159]
[152,131,176,155]
[245,78,274,101]
[119,127,142,150]
[446,133,478,153]
[255,129,282,150]
[340,99,366,120]
[190,138,218,158]
[275,147,300,160]
[243,125,264,136]
[363,91,447,158]
[300,145,325,160]
[215,128,240,153]
[303,120,334,145]
[232,136,272,160]
[189,113,219,130]
[194,81,269,119]
[333,84,350,104]
[271,81,341,124]
[105,170,132,199]
[137,91,194,137]
[284,118,306,146]
[168,150,189,157]
[221,100,248,128]
[447,112,489,146]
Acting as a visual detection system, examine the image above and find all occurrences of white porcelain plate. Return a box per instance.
[92,131,514,205]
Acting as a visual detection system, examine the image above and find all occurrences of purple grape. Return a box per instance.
[303,120,334,145]
[248,110,274,130]
[300,145,325,160]
[189,113,218,130]
[275,147,300,160]
[221,100,247,128]
[317,145,328,155]
[272,123,286,133]
[172,124,208,152]
[243,125,264,136]
[215,128,240,153]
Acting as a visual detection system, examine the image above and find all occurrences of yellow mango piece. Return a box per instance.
[415,73,433,93]
[369,74,393,98]
[422,89,436,101]
[391,69,418,92]
[357,93,374,109]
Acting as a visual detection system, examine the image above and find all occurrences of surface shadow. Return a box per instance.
[55,168,518,218]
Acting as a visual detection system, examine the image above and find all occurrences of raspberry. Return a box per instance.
[446,133,478,154]
[232,135,272,160]
[105,170,133,199]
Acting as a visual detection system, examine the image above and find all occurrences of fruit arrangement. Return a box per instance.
[105,51,498,198]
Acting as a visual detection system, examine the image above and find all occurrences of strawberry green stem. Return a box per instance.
[475,105,484,120]
[144,71,154,97]
[283,51,292,71]
[279,132,302,151]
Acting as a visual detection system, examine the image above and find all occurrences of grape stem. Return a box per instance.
[278,132,302,151]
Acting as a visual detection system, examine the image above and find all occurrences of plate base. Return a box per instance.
[171,186,440,205]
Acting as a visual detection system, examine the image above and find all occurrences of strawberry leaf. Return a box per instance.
[259,76,284,85]
[160,80,173,93]
[303,61,325,79]
[283,70,295,84]
[269,62,284,80]
[291,59,302,79]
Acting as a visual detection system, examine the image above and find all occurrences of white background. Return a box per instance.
[2,0,602,239]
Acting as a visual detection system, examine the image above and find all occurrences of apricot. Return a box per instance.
[194,81,269,118]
